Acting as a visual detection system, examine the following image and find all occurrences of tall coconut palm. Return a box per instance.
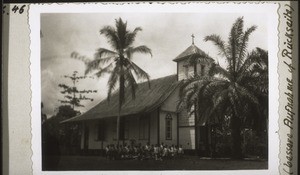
[178,17,268,159]
[72,18,152,144]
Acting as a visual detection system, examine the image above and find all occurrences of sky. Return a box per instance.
[41,13,268,117]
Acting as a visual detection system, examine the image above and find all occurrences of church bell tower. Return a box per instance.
[173,34,214,81]
[173,35,215,154]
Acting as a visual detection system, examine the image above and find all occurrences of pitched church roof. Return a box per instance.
[64,75,181,122]
[173,44,214,62]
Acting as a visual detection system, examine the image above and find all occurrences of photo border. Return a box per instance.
[3,1,298,175]
[30,2,279,175]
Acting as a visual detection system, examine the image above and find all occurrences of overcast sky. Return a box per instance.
[41,13,268,116]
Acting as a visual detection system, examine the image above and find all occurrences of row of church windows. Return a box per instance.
[96,113,173,141]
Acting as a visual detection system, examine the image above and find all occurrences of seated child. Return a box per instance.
[110,144,117,160]
[162,146,168,159]
[105,145,110,160]
[153,144,159,160]
[133,146,138,159]
[150,145,154,157]
[173,145,178,157]
[169,146,174,158]
[178,145,184,157]
[124,145,130,158]
[128,145,134,158]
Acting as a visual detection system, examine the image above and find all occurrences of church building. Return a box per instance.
[65,39,215,156]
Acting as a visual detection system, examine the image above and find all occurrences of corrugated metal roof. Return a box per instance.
[173,44,214,62]
[63,74,181,122]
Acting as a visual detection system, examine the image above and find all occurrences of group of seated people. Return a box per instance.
[105,142,184,160]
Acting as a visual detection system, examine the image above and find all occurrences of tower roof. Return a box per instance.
[173,44,213,62]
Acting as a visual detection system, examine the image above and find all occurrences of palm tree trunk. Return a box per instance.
[117,57,125,146]
[230,114,243,159]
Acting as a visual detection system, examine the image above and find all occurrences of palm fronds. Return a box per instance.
[107,65,120,102]
[236,26,257,70]
[178,17,268,158]
[204,34,228,59]
[70,51,91,65]
[126,59,151,87]
[125,27,142,48]
[95,48,117,58]
[100,26,119,51]
[75,17,152,112]
[125,45,152,59]
[94,62,114,78]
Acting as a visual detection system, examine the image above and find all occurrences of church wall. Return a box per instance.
[160,87,179,112]
[81,111,197,151]
[86,118,117,150]
[178,108,195,126]
[178,57,214,80]
[159,111,177,146]
[195,59,213,76]
[80,124,84,149]
[159,74,197,149]
[87,121,99,149]
[82,110,159,150]
[149,110,158,145]
[178,108,196,150]
[126,116,139,145]
[178,61,185,81]
[179,127,196,149]
[177,60,194,81]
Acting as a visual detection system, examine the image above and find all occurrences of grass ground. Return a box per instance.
[44,155,268,171]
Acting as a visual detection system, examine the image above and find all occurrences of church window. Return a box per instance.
[165,113,172,140]
[184,65,189,78]
[201,64,205,76]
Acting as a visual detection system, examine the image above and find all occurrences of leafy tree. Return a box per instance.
[42,71,97,160]
[72,18,152,144]
[178,17,268,159]
[42,105,81,156]
[58,71,97,109]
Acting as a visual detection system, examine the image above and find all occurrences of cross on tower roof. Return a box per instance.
[191,34,195,45]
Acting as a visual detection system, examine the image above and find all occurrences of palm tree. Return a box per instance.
[240,47,268,132]
[178,17,268,159]
[72,18,152,145]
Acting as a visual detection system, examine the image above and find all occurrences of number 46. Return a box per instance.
[12,5,26,14]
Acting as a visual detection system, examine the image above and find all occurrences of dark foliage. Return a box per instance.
[42,105,81,169]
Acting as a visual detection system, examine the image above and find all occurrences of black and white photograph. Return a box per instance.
[3,1,298,175]
[27,2,282,174]
[40,12,270,171]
